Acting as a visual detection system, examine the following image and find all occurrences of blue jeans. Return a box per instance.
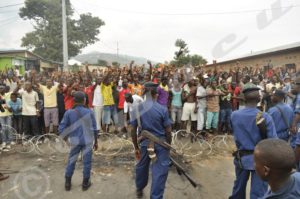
[102,105,118,125]
[206,111,219,129]
[65,144,93,179]
[220,108,232,129]
[0,116,13,144]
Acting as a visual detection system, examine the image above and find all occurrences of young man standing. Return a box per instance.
[0,85,13,151]
[93,77,104,134]
[38,79,59,134]
[206,80,223,134]
[16,82,40,137]
[181,79,198,134]
[196,77,207,134]
[157,77,169,107]
[7,93,22,134]
[101,75,118,133]
[118,79,130,135]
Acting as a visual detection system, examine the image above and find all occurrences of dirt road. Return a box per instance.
[0,151,235,199]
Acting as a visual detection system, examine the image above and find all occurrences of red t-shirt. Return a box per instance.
[118,88,130,109]
[85,85,94,108]
[64,87,74,110]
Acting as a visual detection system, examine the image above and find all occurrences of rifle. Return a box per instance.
[141,130,199,188]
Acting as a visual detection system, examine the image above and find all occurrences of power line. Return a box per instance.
[0,16,19,23]
[0,9,20,14]
[84,4,300,16]
[0,3,24,9]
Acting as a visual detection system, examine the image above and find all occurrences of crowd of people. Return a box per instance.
[0,62,298,151]
[2,61,300,198]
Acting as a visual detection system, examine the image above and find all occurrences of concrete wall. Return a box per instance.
[205,50,300,72]
[0,57,12,70]
[0,57,25,74]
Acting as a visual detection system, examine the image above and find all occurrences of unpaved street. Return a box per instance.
[0,151,236,199]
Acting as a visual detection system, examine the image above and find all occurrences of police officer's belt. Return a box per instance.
[232,150,254,158]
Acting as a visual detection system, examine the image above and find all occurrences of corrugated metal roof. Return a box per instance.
[207,42,300,66]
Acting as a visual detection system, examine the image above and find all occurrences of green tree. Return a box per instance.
[190,54,207,66]
[174,39,189,60]
[97,59,108,66]
[19,0,105,62]
[172,39,207,67]
[112,61,120,67]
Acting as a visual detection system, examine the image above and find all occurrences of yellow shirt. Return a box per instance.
[40,84,58,108]
[101,83,114,106]
[0,92,12,117]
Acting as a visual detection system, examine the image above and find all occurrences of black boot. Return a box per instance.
[65,177,72,191]
[82,178,91,191]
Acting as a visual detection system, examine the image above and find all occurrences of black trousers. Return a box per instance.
[23,115,39,136]
[12,115,22,134]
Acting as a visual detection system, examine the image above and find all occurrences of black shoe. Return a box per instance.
[82,178,92,191]
[65,177,72,191]
[136,189,143,198]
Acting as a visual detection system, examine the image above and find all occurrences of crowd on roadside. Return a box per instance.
[0,61,298,152]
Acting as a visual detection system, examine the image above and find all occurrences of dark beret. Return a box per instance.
[242,87,260,94]
[73,91,85,103]
[144,82,159,89]
[273,89,286,98]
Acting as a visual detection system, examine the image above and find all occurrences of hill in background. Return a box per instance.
[74,51,153,65]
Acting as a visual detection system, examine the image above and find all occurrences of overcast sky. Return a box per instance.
[0,0,299,63]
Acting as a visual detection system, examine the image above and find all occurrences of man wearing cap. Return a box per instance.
[230,86,277,199]
[130,82,172,199]
[268,90,293,141]
[59,91,98,191]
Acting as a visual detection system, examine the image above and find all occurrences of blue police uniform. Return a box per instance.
[131,99,172,199]
[230,107,277,199]
[268,102,293,141]
[290,94,300,148]
[262,172,300,199]
[59,105,97,180]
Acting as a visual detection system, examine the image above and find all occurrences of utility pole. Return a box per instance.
[62,0,68,71]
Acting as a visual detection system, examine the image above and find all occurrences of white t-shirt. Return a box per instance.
[196,86,207,109]
[19,90,39,116]
[124,95,143,114]
[92,85,103,107]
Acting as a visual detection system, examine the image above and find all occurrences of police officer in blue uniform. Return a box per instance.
[292,78,300,170]
[59,91,98,191]
[230,86,277,199]
[268,90,293,141]
[130,82,172,199]
[290,79,300,149]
